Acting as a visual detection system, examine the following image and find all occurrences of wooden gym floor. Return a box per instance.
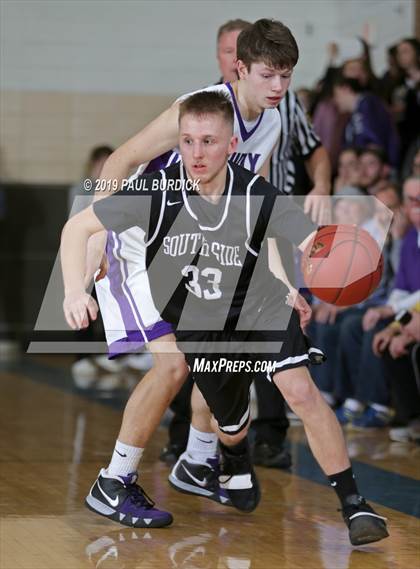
[1,355,419,569]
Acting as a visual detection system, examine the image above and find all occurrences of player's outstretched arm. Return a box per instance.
[84,101,181,284]
[94,102,181,203]
[61,206,104,330]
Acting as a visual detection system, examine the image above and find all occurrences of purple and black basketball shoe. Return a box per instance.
[85,469,173,528]
[169,453,231,506]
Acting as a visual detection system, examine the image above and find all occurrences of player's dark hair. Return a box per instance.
[179,91,234,131]
[237,19,299,70]
[217,19,252,42]
[334,75,364,93]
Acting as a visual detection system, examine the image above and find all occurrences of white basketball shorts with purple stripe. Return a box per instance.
[95,228,174,358]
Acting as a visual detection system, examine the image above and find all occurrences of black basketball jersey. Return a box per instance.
[94,162,315,330]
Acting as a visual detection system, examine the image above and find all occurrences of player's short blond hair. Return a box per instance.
[179,91,234,132]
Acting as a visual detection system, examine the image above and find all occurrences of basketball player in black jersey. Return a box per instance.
[160,18,332,470]
[61,91,388,546]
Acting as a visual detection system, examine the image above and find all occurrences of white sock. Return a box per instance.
[344,398,364,412]
[186,425,218,464]
[107,440,144,477]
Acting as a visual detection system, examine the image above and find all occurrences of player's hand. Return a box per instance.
[303,190,332,225]
[389,333,412,359]
[63,290,98,330]
[287,290,312,330]
[362,306,394,331]
[84,231,108,287]
[372,326,397,356]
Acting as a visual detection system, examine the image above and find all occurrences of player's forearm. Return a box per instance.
[305,147,331,194]
[61,218,90,294]
[94,104,180,202]
[93,149,137,203]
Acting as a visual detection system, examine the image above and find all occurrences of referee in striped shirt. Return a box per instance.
[271,89,329,199]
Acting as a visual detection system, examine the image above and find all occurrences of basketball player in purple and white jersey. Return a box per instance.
[83,19,310,526]
[160,18,332,469]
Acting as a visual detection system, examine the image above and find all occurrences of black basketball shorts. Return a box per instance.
[175,308,325,436]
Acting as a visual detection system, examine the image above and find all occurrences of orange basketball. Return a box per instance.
[301,225,384,306]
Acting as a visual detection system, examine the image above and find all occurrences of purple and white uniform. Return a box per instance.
[95,83,281,355]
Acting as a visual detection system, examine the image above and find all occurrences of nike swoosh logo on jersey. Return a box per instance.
[97,481,120,507]
[181,463,208,487]
[167,200,182,206]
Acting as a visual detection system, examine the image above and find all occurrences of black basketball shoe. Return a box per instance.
[85,469,173,528]
[219,440,261,513]
[169,452,231,506]
[342,494,389,546]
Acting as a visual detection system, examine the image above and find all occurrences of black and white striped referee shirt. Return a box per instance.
[270,90,321,194]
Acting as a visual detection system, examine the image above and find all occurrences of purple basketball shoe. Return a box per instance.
[85,469,173,528]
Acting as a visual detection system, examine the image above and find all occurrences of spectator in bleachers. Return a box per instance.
[333,186,373,233]
[362,177,420,334]
[387,310,420,358]
[333,148,361,194]
[341,38,381,95]
[311,42,350,172]
[373,306,420,443]
[380,44,405,106]
[401,138,420,182]
[333,76,400,168]
[394,38,420,163]
[411,147,420,178]
[332,183,407,428]
[310,183,401,412]
[358,147,391,195]
[312,38,381,172]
